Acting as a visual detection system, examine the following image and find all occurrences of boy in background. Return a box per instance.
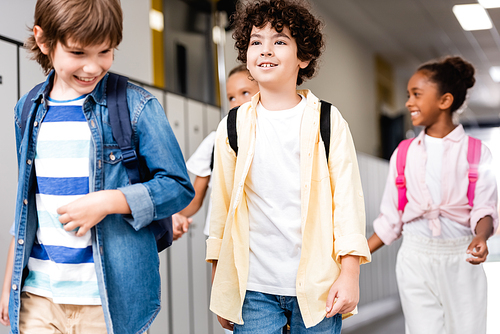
[4,0,194,333]
[207,0,371,332]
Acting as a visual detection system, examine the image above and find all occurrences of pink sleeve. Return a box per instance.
[470,144,499,236]
[373,149,404,245]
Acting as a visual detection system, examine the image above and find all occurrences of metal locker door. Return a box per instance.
[165,93,186,157]
[19,47,46,96]
[164,93,192,334]
[186,99,211,334]
[147,88,171,334]
[206,105,221,135]
[0,39,20,334]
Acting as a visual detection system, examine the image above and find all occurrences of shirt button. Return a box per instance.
[40,98,44,104]
[34,121,38,127]
[23,199,28,205]
[18,239,24,245]
[12,284,17,290]
[91,120,95,128]
[27,159,32,165]
[109,153,116,161]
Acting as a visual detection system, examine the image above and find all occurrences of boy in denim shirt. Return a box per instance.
[207,0,371,332]
[6,0,194,333]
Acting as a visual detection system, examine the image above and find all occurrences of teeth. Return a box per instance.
[260,64,275,67]
[77,76,95,82]
[411,111,419,117]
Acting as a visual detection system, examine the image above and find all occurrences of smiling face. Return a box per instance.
[35,26,114,100]
[405,70,444,128]
[246,23,309,91]
[49,40,114,100]
[226,70,259,108]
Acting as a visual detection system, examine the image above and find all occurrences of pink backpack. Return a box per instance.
[395,136,481,211]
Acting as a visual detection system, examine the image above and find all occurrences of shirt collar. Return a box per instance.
[415,124,465,144]
[249,89,317,109]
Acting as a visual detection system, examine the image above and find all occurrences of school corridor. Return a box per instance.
[2,1,500,334]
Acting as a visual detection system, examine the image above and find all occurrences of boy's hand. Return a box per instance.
[0,293,9,326]
[217,316,234,331]
[325,255,360,317]
[466,235,489,265]
[57,190,130,237]
[172,213,192,240]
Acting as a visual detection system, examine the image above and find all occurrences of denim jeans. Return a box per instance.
[233,291,342,334]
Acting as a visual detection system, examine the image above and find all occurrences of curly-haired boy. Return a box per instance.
[206,0,371,332]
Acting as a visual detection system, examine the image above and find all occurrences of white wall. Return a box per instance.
[305,2,379,156]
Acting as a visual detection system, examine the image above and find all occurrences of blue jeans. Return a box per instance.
[234,291,342,334]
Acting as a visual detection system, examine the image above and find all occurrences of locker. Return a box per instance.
[165,93,186,157]
[19,47,46,97]
[206,105,222,135]
[0,39,19,334]
[186,100,205,158]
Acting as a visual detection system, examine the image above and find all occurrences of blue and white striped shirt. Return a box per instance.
[23,95,101,305]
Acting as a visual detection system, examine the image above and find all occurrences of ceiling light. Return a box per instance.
[490,67,500,82]
[479,0,500,8]
[149,9,164,32]
[453,4,493,31]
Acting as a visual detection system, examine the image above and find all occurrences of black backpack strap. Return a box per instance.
[227,106,239,155]
[21,82,44,138]
[106,73,141,184]
[209,144,215,171]
[319,100,331,163]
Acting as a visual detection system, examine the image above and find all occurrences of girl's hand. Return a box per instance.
[466,235,489,265]
[325,255,360,317]
[217,315,234,331]
[172,213,192,240]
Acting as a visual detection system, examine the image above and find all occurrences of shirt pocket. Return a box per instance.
[102,145,130,189]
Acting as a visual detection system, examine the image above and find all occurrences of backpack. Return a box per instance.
[222,100,333,161]
[20,73,173,252]
[395,136,481,211]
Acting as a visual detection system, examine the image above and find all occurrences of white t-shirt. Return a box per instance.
[245,96,306,296]
[185,131,216,236]
[404,134,471,238]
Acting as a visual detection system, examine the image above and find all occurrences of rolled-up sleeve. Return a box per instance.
[329,109,371,264]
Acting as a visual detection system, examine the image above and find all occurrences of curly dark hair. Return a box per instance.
[418,56,475,113]
[232,0,324,86]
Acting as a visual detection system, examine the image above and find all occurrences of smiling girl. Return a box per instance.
[368,56,498,334]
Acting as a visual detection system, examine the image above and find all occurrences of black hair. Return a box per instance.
[418,56,475,112]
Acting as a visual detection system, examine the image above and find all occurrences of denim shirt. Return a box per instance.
[8,72,194,334]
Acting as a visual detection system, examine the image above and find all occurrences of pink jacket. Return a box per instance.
[373,125,498,245]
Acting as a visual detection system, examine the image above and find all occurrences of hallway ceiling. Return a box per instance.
[313,0,500,125]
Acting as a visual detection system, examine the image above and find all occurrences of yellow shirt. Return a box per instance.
[206,90,371,328]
